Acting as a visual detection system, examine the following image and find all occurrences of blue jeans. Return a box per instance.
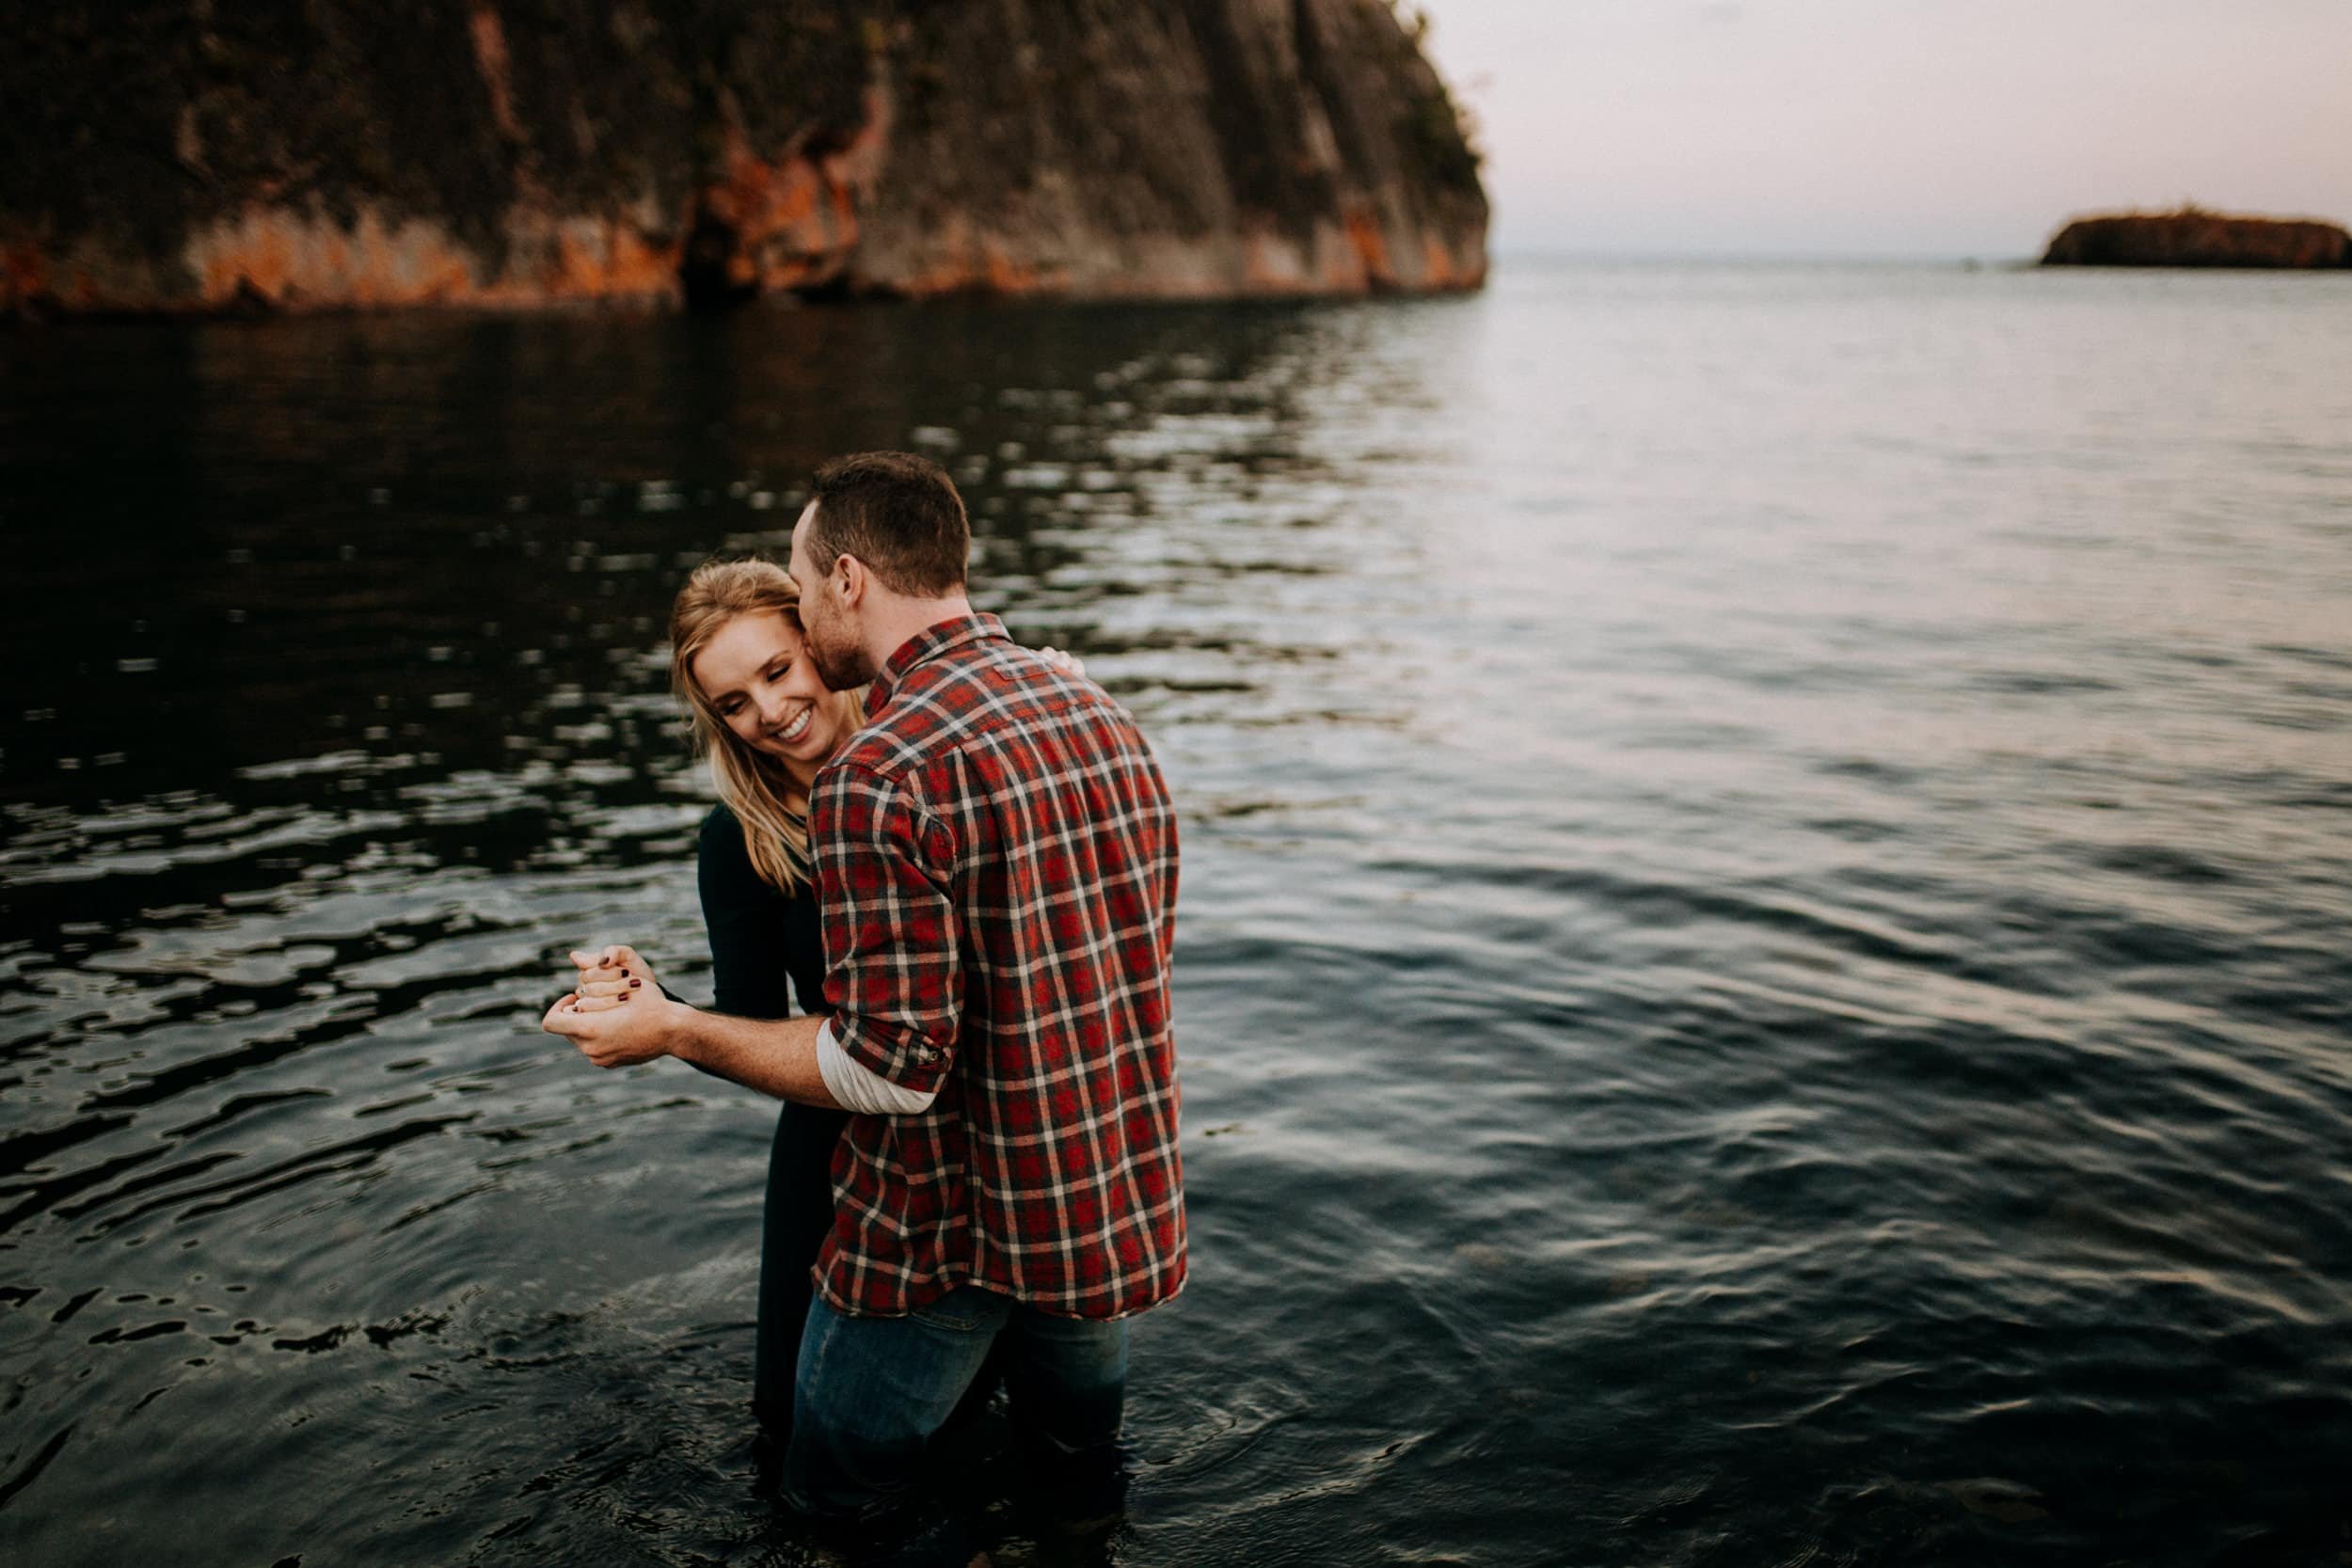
[783,1284,1130,1561]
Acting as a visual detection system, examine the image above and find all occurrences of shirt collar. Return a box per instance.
[866,612,1009,717]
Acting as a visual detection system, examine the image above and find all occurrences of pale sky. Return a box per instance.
[1414,0,2352,258]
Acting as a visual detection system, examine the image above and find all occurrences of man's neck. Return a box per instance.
[864,593,977,674]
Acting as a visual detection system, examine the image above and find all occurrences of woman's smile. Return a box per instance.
[766,703,816,750]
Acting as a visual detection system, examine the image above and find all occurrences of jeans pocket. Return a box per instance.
[910,1285,1002,1335]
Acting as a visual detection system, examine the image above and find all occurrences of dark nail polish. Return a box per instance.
[629,978,643,989]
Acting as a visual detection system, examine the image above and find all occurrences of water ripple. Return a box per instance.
[4,264,2349,1565]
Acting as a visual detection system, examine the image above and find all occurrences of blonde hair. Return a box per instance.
[668,557,865,894]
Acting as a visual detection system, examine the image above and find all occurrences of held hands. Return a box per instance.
[565,943,661,1010]
[542,943,680,1069]
[1037,645,1087,679]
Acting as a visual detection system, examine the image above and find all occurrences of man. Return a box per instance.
[544,451,1184,1559]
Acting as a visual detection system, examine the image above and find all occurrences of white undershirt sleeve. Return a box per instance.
[815,1017,941,1115]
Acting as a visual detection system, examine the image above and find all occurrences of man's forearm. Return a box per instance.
[664,1004,842,1108]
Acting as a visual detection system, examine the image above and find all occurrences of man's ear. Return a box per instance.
[835,553,867,610]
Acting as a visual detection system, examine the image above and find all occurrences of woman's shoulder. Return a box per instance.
[699,798,742,849]
[697,800,761,891]
[697,799,810,908]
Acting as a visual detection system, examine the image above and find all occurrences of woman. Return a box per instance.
[584,556,1073,1444]
[675,557,866,1439]
[579,557,863,1437]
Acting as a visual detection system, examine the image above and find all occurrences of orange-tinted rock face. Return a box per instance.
[167,207,678,312]
[699,83,894,295]
[467,4,526,146]
[1,1,1487,317]
[1343,210,1393,289]
[4,244,47,306]
[2042,209,2352,269]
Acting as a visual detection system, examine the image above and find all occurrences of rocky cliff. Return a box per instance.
[1,0,1487,315]
[2042,208,2351,269]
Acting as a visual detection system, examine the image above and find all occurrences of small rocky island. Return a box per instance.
[2,0,1487,316]
[2042,207,2351,269]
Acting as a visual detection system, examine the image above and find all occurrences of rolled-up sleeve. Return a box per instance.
[811,761,962,1097]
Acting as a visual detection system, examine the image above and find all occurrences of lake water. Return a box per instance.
[5,260,2350,1566]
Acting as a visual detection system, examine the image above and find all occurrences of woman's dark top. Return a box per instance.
[696,800,848,1440]
[698,800,826,1020]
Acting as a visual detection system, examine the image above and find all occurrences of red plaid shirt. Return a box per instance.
[809,614,1185,1319]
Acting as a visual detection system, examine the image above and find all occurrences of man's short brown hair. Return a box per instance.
[803,451,970,597]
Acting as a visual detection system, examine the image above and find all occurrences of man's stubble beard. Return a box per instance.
[808,616,879,692]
